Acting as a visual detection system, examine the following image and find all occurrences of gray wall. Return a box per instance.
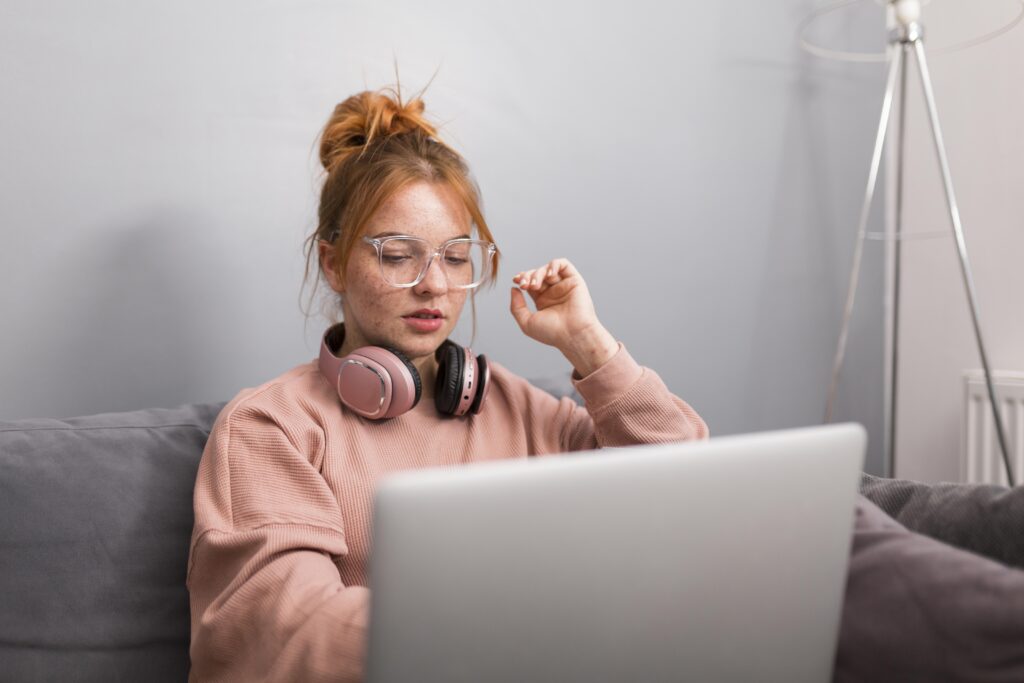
[0,1,888,473]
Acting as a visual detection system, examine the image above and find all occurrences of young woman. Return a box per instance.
[187,88,1024,683]
[186,89,708,682]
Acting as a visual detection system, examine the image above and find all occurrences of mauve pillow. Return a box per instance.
[0,402,224,682]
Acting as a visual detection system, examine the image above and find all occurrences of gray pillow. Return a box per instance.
[528,374,582,405]
[859,472,1024,569]
[0,402,224,682]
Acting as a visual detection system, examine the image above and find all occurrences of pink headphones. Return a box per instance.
[318,323,490,420]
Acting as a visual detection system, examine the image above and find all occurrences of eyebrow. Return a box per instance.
[370,231,472,240]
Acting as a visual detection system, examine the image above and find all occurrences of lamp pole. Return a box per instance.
[825,0,1015,486]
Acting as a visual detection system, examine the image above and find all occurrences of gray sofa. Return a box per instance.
[2,400,1022,682]
[1,403,224,681]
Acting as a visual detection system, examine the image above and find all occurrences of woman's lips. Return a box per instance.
[402,314,444,332]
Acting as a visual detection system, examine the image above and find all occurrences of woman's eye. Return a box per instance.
[382,254,411,263]
[445,257,469,266]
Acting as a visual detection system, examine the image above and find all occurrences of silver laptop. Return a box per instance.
[366,423,865,683]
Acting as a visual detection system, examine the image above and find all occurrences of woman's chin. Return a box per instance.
[394,330,450,359]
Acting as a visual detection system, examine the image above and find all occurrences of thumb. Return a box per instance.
[509,287,532,330]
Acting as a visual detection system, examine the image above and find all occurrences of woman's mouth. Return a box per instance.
[402,310,444,333]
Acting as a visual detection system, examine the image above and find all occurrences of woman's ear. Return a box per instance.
[318,240,345,294]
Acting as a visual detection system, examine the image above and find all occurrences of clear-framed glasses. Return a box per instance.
[362,235,497,289]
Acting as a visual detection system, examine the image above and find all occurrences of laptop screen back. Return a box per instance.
[366,423,865,683]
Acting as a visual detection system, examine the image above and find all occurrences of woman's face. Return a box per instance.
[322,180,473,363]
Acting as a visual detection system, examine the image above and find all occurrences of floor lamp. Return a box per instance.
[800,0,1024,484]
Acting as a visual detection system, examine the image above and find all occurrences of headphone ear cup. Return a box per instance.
[469,354,489,415]
[338,346,420,419]
[319,323,422,420]
[435,341,464,416]
[384,346,422,407]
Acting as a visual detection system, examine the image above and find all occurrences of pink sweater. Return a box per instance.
[187,344,708,682]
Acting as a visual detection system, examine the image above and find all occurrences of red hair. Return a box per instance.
[302,87,498,317]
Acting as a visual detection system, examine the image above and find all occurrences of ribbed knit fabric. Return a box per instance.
[187,344,707,682]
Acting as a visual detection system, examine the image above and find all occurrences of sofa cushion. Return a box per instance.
[859,473,1024,570]
[0,402,224,682]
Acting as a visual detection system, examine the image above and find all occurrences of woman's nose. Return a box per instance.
[414,254,448,295]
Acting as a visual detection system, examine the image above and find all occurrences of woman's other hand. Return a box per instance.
[510,258,619,377]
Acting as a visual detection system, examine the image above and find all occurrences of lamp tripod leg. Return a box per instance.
[911,39,1016,487]
[825,47,904,425]
[884,43,910,478]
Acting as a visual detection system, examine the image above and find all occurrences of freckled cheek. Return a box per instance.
[447,294,468,327]
[357,292,401,327]
[343,262,400,328]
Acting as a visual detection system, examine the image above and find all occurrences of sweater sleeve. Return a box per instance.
[527,343,708,453]
[187,402,369,683]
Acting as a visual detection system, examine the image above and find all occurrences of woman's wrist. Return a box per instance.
[559,324,619,378]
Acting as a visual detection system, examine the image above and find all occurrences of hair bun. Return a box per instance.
[319,89,439,173]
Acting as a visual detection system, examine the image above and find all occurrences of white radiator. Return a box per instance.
[962,371,1024,485]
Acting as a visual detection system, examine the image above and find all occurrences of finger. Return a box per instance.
[509,287,532,329]
[515,269,538,290]
[535,262,559,289]
[554,258,579,279]
[524,284,543,307]
[517,263,573,291]
[536,265,550,288]
[526,267,543,290]
[543,258,571,284]
[531,277,573,305]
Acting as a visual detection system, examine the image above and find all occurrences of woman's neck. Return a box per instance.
[412,355,437,398]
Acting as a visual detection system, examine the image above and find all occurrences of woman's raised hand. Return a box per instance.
[509,258,619,377]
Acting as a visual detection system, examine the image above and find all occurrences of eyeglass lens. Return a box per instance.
[379,238,490,287]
